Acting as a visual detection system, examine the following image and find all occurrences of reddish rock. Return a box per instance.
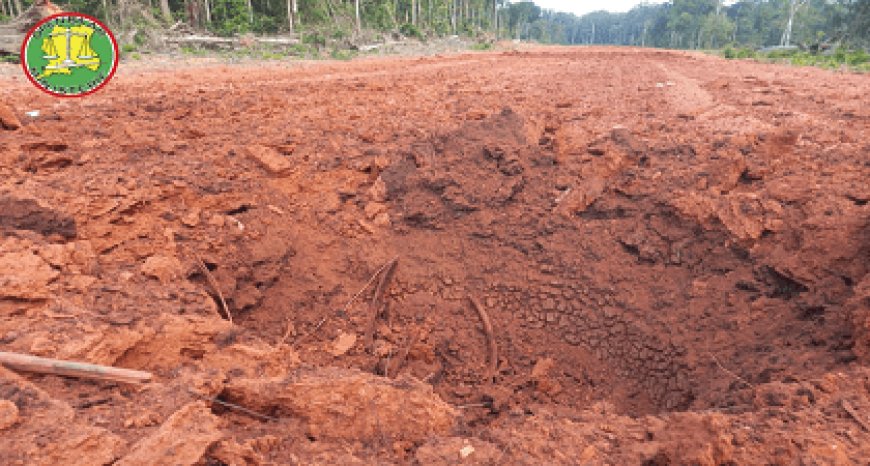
[0,102,21,130]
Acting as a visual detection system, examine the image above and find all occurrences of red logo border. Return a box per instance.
[20,12,119,98]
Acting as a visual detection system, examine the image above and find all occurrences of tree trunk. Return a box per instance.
[246,0,253,23]
[781,0,800,46]
[11,0,21,17]
[203,0,210,24]
[118,0,126,27]
[186,0,198,27]
[411,0,416,25]
[286,0,293,31]
[355,0,360,32]
[493,0,497,39]
[159,0,172,22]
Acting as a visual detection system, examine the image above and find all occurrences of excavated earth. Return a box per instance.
[0,46,869,464]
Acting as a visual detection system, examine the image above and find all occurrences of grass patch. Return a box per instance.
[181,46,208,56]
[288,43,316,58]
[722,46,869,72]
[470,42,493,51]
[330,48,356,61]
[722,46,756,59]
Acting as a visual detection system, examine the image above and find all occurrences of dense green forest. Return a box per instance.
[1,0,868,50]
[527,0,869,49]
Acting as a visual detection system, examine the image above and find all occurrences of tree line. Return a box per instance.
[1,0,867,49]
[519,0,869,49]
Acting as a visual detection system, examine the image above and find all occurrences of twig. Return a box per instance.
[709,352,755,389]
[455,403,488,409]
[343,256,398,314]
[187,389,276,422]
[468,296,498,382]
[295,256,398,348]
[366,257,399,351]
[842,399,870,432]
[277,320,294,347]
[292,316,328,348]
[371,257,399,309]
[0,351,152,384]
[192,254,232,323]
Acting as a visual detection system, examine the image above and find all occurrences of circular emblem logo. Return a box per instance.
[21,13,119,97]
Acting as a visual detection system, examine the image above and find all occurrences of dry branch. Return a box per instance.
[709,352,755,389]
[467,296,498,382]
[187,388,276,422]
[367,257,399,351]
[0,351,152,384]
[371,257,399,310]
[341,256,397,315]
[294,256,397,348]
[193,255,232,323]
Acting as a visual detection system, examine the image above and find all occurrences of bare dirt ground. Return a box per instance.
[0,46,869,465]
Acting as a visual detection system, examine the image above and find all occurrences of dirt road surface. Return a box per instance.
[1,47,869,464]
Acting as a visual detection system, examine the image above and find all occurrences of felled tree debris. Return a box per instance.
[0,0,63,55]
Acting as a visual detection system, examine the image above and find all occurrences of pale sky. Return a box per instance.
[532,1,668,16]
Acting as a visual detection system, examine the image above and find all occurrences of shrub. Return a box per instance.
[288,43,313,57]
[735,48,756,59]
[330,48,355,60]
[252,13,280,34]
[846,49,869,65]
[302,31,326,49]
[210,0,251,36]
[399,23,423,40]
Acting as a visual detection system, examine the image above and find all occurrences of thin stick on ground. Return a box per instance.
[371,257,399,309]
[277,320,294,347]
[0,351,152,384]
[292,316,328,348]
[343,256,398,314]
[468,295,498,382]
[187,388,276,422]
[192,254,232,323]
[709,352,755,389]
[295,256,398,348]
[366,257,399,351]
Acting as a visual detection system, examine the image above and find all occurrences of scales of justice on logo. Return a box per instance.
[21,13,119,97]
